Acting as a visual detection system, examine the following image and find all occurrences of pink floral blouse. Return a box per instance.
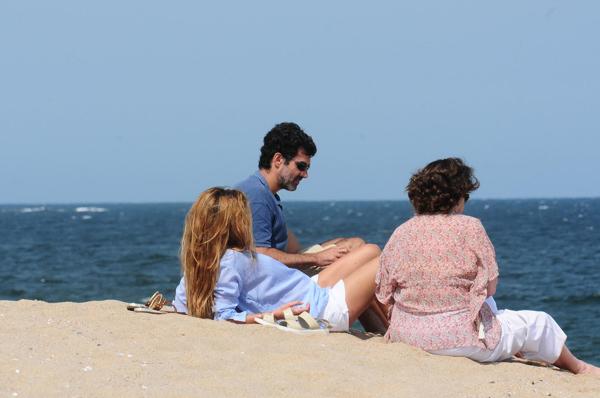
[376,214,501,351]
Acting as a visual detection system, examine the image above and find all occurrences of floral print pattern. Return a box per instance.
[376,214,501,351]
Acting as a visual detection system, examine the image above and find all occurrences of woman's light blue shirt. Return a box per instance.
[173,249,330,322]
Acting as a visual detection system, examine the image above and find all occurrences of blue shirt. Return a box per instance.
[173,250,330,322]
[234,171,288,250]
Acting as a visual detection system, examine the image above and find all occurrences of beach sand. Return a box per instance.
[1,300,598,397]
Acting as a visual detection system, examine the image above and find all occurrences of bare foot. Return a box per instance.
[578,363,600,376]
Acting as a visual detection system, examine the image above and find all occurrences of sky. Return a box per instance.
[1,1,599,203]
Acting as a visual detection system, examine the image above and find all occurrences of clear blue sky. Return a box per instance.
[1,1,599,203]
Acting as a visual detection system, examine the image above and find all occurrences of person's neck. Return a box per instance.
[259,168,280,194]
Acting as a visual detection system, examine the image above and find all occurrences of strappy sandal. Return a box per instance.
[255,309,330,335]
[126,291,177,314]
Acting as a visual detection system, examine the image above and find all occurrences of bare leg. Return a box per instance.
[358,299,389,334]
[314,244,387,333]
[316,244,380,287]
[553,345,600,375]
[341,257,381,326]
[321,237,365,252]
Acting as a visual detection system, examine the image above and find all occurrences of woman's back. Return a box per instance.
[377,214,501,351]
[385,214,487,313]
[174,249,330,321]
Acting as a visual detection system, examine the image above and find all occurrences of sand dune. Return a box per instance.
[1,300,598,397]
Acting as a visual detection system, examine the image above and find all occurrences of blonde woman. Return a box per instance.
[172,187,383,330]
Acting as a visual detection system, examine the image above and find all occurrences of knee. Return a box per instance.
[361,243,381,258]
[346,237,366,249]
[521,310,556,327]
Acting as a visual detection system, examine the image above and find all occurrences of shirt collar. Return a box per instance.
[254,170,281,202]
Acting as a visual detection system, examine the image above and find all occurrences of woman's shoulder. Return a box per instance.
[405,214,484,231]
[223,249,282,267]
[221,249,253,268]
[452,214,482,224]
[403,213,480,224]
[254,252,288,269]
[446,214,485,230]
[389,214,483,237]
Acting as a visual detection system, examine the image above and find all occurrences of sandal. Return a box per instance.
[255,309,330,335]
[126,291,177,314]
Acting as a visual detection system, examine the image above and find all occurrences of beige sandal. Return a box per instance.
[126,291,178,314]
[255,309,330,335]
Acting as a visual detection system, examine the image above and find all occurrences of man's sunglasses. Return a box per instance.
[294,161,310,172]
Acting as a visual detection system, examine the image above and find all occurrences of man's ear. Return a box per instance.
[272,152,284,169]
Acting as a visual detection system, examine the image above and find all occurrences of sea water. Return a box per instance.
[1,199,598,364]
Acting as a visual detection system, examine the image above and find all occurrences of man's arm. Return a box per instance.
[286,229,302,254]
[255,246,348,269]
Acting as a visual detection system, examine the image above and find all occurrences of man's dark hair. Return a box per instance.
[258,122,317,169]
[406,158,480,215]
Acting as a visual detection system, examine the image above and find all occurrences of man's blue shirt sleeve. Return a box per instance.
[250,202,273,248]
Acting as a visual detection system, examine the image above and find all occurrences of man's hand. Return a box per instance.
[314,246,349,267]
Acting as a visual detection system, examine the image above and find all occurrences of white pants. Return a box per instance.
[311,275,350,332]
[430,309,567,364]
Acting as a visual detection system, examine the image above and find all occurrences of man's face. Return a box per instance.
[277,149,311,191]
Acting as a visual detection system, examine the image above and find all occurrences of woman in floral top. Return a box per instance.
[376,158,599,375]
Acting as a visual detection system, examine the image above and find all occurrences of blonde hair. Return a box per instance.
[180,187,254,318]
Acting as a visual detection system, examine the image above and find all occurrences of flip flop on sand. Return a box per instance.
[126,291,178,314]
[255,309,330,335]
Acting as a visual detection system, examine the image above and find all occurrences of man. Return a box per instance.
[235,122,367,270]
[235,122,388,332]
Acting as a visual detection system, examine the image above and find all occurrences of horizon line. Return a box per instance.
[1,196,599,206]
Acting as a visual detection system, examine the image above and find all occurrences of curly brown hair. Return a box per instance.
[258,122,317,169]
[406,158,479,215]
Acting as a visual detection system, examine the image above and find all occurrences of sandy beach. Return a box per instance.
[1,300,598,398]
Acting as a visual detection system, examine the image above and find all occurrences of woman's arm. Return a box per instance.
[213,252,251,323]
[215,253,312,324]
[470,219,500,287]
[375,231,400,306]
[487,277,498,297]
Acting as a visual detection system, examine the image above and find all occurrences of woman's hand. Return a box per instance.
[271,301,309,319]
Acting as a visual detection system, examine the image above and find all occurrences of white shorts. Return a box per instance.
[430,309,567,364]
[311,275,350,332]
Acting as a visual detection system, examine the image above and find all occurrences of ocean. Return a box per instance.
[1,199,599,365]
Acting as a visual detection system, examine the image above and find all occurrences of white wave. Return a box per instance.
[81,215,93,220]
[20,206,46,213]
[484,204,490,210]
[538,205,549,211]
[75,207,107,213]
